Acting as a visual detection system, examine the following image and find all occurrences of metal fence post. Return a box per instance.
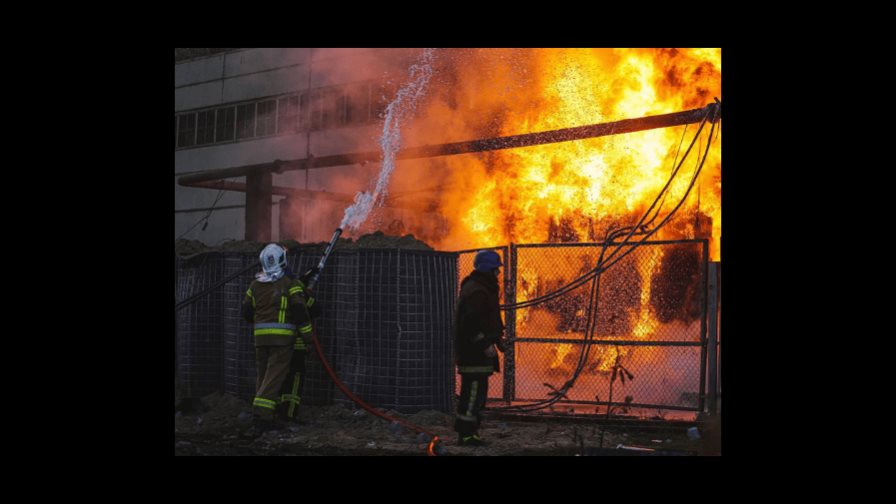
[707,261,719,415]
[503,244,516,402]
[698,239,709,413]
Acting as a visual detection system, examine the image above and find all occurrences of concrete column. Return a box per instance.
[245,171,272,242]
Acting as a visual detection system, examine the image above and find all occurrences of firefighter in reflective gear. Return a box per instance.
[241,243,317,432]
[277,267,321,423]
[454,250,506,446]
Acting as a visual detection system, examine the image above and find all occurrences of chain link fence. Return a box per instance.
[457,240,709,414]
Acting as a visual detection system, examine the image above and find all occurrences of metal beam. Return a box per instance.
[178,102,721,186]
[189,179,355,203]
[707,262,720,416]
[186,179,433,211]
[245,171,271,242]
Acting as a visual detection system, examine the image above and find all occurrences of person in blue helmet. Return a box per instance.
[453,249,507,447]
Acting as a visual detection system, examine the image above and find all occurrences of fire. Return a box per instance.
[400,48,721,261]
[631,247,664,339]
[393,49,720,403]
[549,343,573,371]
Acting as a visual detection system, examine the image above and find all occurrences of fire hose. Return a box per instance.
[304,228,342,291]
[175,228,447,455]
[309,328,445,456]
[306,227,446,456]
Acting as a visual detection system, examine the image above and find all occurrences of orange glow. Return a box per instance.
[398,48,721,261]
[392,49,720,393]
[631,247,664,339]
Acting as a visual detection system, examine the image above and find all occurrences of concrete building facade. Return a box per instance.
[174,48,424,244]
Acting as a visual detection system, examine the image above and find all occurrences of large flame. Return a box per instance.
[388,48,719,406]
[395,48,721,261]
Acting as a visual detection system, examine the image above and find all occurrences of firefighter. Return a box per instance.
[277,266,321,423]
[242,243,316,434]
[454,250,506,446]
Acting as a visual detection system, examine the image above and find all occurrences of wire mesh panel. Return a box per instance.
[178,248,338,404]
[216,251,341,404]
[292,249,340,406]
[217,249,348,405]
[455,247,508,401]
[221,254,257,400]
[177,247,457,412]
[176,253,225,397]
[508,240,707,413]
[334,249,457,413]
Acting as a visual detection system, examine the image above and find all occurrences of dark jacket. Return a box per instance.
[242,274,313,347]
[454,270,504,374]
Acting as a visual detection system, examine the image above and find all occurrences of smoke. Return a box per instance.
[340,48,435,231]
[274,48,720,255]
[275,48,430,242]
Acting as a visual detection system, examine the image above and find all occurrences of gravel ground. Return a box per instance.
[174,387,716,456]
[175,231,433,258]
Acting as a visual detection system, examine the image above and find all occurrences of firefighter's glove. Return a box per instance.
[300,269,316,286]
[496,335,508,353]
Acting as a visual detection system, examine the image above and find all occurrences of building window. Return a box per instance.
[177,113,196,148]
[347,84,371,125]
[298,93,309,131]
[372,81,394,121]
[236,103,256,139]
[336,91,351,126]
[177,83,388,150]
[278,95,299,134]
[323,89,340,129]
[256,100,276,137]
[309,90,323,131]
[196,110,216,145]
[311,88,340,130]
[215,106,235,142]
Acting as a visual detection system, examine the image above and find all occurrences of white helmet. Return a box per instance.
[260,243,288,276]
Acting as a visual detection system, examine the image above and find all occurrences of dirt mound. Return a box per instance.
[200,391,249,416]
[176,232,433,258]
[174,239,266,257]
[353,231,433,250]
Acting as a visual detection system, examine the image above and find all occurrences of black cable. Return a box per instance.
[595,108,712,268]
[558,117,715,408]
[501,105,717,310]
[175,189,225,241]
[597,105,717,274]
[499,104,717,311]
[175,217,206,242]
[643,123,688,229]
[175,260,260,312]
[493,231,613,412]
[492,267,603,412]
[513,110,718,412]
[491,105,720,412]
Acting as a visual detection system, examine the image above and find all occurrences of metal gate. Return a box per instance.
[457,239,709,415]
